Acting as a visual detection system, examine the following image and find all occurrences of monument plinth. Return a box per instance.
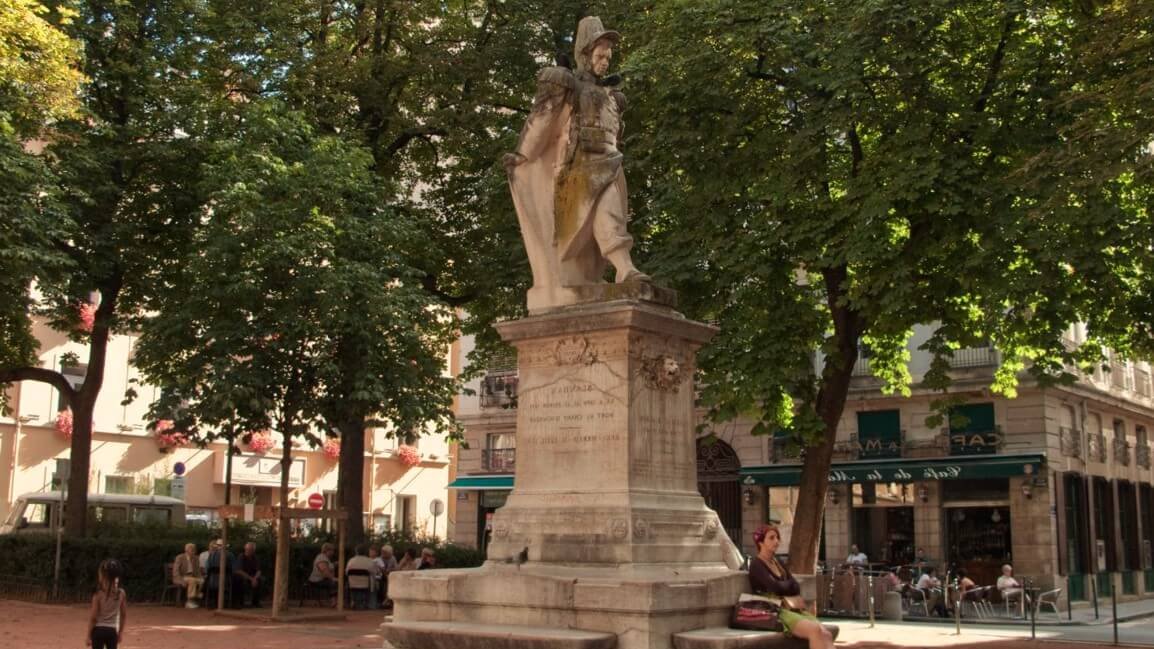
[384,298,746,649]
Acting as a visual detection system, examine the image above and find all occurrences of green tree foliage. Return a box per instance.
[0,0,81,392]
[0,0,83,132]
[0,0,211,535]
[618,0,1153,570]
[131,102,460,610]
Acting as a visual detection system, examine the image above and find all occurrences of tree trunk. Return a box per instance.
[337,416,367,544]
[786,267,862,574]
[272,429,292,617]
[64,281,121,537]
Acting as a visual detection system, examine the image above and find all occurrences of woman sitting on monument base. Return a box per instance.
[738,524,835,649]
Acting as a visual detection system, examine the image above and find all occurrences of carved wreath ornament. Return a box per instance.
[554,336,598,366]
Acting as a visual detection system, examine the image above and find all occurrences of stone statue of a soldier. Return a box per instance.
[505,16,649,312]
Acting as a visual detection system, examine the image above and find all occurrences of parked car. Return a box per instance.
[0,492,187,534]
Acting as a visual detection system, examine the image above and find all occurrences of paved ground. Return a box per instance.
[1,599,1150,649]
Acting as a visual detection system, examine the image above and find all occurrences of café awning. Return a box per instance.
[447,474,514,490]
[739,453,1045,487]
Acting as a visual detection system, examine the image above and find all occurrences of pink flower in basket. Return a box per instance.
[322,437,341,460]
[154,420,188,449]
[77,303,96,333]
[248,431,275,453]
[55,409,73,441]
[396,444,421,468]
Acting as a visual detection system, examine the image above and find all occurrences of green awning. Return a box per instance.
[447,475,514,490]
[739,453,1045,487]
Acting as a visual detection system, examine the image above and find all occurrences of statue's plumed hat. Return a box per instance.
[575,16,619,55]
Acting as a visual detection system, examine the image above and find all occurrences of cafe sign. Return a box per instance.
[739,453,1045,487]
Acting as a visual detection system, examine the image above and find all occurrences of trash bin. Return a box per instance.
[882,590,904,621]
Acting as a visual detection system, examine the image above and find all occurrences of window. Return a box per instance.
[856,410,901,459]
[484,433,516,472]
[57,363,87,412]
[23,503,50,528]
[948,403,998,455]
[1137,426,1149,447]
[153,478,173,497]
[133,507,171,525]
[92,506,128,523]
[372,514,392,534]
[104,476,134,494]
[1114,419,1127,440]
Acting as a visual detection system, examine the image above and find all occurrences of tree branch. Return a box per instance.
[973,11,1020,115]
[421,272,476,308]
[848,124,863,179]
[382,126,448,159]
[0,368,76,407]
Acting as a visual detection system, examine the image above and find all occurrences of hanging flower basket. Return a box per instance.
[322,438,341,460]
[247,431,275,454]
[154,420,188,451]
[77,303,96,333]
[396,444,421,468]
[55,409,72,441]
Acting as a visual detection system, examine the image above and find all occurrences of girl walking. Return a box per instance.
[86,559,127,649]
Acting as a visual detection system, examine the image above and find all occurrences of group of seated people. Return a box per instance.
[171,539,263,609]
[172,539,437,610]
[909,560,1025,618]
[306,542,435,608]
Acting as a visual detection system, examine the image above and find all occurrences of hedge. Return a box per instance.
[0,524,485,602]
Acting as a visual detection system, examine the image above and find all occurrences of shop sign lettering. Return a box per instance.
[950,431,1003,454]
[827,464,965,483]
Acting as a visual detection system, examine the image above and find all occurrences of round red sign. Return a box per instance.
[307,493,324,509]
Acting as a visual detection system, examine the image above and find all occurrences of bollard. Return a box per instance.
[1067,574,1073,621]
[1111,573,1119,647]
[1028,577,1036,640]
[867,573,875,628]
[1092,573,1100,620]
[953,577,962,636]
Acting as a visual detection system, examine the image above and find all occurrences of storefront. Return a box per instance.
[446,474,513,552]
[740,453,1046,576]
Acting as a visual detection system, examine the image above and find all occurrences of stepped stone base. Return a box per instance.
[381,621,617,649]
[384,565,746,649]
[672,626,840,649]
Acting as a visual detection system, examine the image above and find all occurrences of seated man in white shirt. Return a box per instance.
[345,544,381,609]
[915,567,949,617]
[996,563,1024,616]
[845,544,868,567]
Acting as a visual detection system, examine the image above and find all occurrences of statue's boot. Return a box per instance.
[607,249,651,283]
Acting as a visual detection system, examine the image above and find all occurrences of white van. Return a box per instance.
[0,492,187,534]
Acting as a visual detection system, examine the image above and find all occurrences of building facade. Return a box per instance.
[0,320,453,537]
[450,326,1154,605]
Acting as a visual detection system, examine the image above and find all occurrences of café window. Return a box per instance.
[948,403,999,456]
[856,410,901,459]
[104,476,135,494]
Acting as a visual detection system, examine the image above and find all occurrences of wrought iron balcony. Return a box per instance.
[1113,437,1131,466]
[947,346,999,369]
[481,448,516,473]
[1088,432,1107,462]
[480,373,518,409]
[1136,445,1151,469]
[1060,426,1082,459]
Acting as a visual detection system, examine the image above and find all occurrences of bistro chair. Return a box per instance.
[961,586,992,619]
[346,568,372,610]
[907,587,931,616]
[159,563,184,607]
[1034,588,1062,621]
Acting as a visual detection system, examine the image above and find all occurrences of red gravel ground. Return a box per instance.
[0,600,1120,649]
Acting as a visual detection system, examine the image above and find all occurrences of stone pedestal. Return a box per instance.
[384,299,746,649]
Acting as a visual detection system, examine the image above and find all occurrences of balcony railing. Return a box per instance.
[1113,437,1131,466]
[480,373,518,409]
[1060,426,1082,459]
[1088,433,1107,463]
[947,346,999,369]
[481,448,516,473]
[1136,445,1151,469]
